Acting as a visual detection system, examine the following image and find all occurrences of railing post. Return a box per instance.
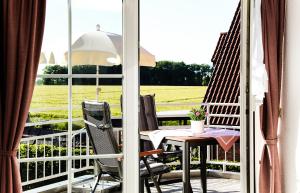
[206,103,211,162]
[27,141,30,182]
[35,140,38,180]
[51,136,54,176]
[43,138,46,178]
[86,130,90,167]
[207,103,210,127]
[58,136,61,173]
[223,152,227,172]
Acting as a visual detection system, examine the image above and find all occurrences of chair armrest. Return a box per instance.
[139,149,163,157]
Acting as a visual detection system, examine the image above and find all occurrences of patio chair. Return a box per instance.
[139,95,183,184]
[120,94,182,165]
[140,95,183,159]
[82,101,170,193]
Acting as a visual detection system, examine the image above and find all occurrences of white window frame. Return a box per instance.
[240,0,252,193]
[32,0,131,192]
[67,0,127,192]
[33,0,252,192]
[122,0,140,191]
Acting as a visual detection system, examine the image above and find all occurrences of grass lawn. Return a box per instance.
[29,85,207,124]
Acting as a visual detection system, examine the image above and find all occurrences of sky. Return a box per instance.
[41,0,239,68]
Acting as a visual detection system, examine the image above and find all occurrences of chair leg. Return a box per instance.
[151,176,162,193]
[140,179,145,193]
[142,158,162,193]
[157,174,162,183]
[92,171,102,193]
[145,179,151,193]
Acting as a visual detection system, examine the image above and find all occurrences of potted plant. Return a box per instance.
[188,106,206,133]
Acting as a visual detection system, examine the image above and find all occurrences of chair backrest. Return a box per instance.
[82,101,122,178]
[140,95,159,131]
[120,94,158,150]
[120,94,159,131]
[139,95,160,151]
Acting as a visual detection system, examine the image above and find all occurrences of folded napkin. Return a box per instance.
[148,129,194,149]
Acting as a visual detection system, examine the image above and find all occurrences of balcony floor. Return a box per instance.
[57,176,240,193]
[87,177,240,193]
[149,177,240,193]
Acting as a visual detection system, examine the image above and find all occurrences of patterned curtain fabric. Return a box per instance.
[260,0,286,193]
[0,1,46,193]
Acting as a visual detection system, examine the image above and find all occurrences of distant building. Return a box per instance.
[203,2,240,126]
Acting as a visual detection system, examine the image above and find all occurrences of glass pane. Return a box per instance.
[22,79,69,191]
[139,0,241,192]
[71,0,123,192]
[29,80,68,123]
[38,0,68,75]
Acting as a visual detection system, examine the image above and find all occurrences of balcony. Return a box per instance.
[20,103,240,193]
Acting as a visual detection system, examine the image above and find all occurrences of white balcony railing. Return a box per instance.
[19,102,240,189]
[190,103,240,172]
[18,129,93,187]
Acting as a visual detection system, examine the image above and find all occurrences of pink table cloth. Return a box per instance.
[198,128,240,152]
[148,128,240,152]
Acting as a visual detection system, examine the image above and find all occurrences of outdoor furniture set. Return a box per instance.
[81,95,240,193]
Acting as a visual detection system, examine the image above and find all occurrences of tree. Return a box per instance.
[43,65,67,85]
[42,62,213,86]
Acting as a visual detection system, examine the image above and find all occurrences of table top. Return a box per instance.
[140,125,240,148]
[140,125,217,143]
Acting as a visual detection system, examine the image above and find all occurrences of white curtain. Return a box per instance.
[251,0,268,104]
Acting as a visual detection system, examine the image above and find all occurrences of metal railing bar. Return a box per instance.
[36,74,123,79]
[208,114,240,118]
[207,161,241,166]
[21,166,94,186]
[25,118,81,127]
[202,102,240,106]
[18,154,123,162]
[28,102,238,113]
[29,104,120,113]
[204,125,240,129]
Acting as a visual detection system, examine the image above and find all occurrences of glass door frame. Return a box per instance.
[63,0,253,192]
[121,0,253,192]
[240,0,252,193]
[122,0,140,192]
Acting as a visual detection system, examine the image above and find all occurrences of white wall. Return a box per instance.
[281,0,300,192]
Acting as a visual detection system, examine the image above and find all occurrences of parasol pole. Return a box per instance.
[96,24,101,102]
[96,65,100,101]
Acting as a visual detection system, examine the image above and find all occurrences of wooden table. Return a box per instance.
[140,125,219,193]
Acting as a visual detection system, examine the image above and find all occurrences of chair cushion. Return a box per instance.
[140,161,170,178]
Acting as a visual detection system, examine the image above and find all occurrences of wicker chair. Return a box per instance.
[82,101,170,193]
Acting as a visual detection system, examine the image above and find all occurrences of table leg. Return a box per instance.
[200,145,207,193]
[182,142,192,193]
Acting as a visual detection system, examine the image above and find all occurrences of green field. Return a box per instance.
[29,85,207,124]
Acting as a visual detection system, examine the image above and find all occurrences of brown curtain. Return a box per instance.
[260,0,285,193]
[0,1,46,193]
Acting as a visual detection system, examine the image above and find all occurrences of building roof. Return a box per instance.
[211,32,227,65]
[203,2,240,126]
